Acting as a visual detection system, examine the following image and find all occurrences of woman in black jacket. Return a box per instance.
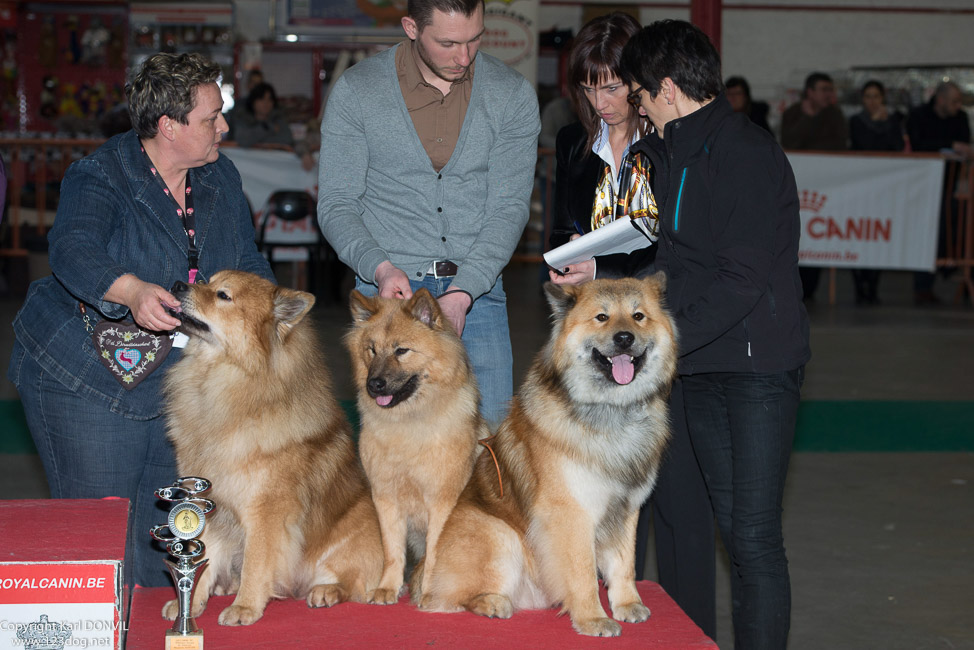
[621,20,810,650]
[548,12,657,284]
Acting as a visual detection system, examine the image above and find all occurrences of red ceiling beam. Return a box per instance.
[691,0,722,55]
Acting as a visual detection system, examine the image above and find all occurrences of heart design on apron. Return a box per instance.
[92,321,173,390]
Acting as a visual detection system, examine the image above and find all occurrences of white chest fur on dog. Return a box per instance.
[560,458,626,521]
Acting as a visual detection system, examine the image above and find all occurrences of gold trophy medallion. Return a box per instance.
[168,502,205,539]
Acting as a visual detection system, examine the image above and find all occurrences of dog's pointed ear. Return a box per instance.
[406,288,445,330]
[274,288,315,335]
[349,290,381,323]
[649,270,667,292]
[543,281,578,321]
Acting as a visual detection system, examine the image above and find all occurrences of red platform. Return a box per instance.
[127,581,716,648]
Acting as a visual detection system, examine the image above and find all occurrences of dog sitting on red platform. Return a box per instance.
[162,270,384,625]
[413,276,678,636]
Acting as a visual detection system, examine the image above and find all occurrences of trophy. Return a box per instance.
[150,477,214,650]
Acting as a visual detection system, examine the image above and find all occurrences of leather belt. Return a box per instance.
[428,261,458,278]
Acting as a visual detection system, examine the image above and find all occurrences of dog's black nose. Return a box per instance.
[171,280,190,296]
[614,331,635,349]
[367,377,387,395]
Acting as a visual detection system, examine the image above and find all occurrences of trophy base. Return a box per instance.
[165,630,203,650]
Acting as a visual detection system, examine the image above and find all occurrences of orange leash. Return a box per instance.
[478,435,503,498]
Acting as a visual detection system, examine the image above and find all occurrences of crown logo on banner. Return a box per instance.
[799,190,827,213]
[16,614,72,650]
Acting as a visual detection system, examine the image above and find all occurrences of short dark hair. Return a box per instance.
[408,0,483,31]
[935,80,960,98]
[619,19,722,103]
[804,72,833,93]
[724,76,752,100]
[861,79,885,98]
[245,82,278,114]
[127,52,222,139]
[567,13,643,152]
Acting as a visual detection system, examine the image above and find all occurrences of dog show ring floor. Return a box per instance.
[126,581,715,649]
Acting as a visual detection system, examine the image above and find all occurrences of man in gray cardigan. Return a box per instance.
[318,0,540,427]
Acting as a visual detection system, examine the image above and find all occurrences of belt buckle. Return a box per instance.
[432,261,456,278]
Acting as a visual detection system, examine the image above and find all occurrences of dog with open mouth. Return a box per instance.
[161,270,384,626]
[413,274,678,637]
[346,288,486,605]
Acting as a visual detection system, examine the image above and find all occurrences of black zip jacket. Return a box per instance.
[632,94,810,375]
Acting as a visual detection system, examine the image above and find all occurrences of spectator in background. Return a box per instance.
[782,71,849,301]
[908,81,972,156]
[233,82,295,150]
[849,80,905,305]
[539,92,577,150]
[725,76,773,136]
[907,81,972,305]
[781,72,848,150]
[850,80,905,152]
[225,69,264,139]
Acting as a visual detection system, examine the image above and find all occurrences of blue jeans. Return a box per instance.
[682,368,803,650]
[10,342,178,588]
[354,275,513,428]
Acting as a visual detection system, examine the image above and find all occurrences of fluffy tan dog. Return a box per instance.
[415,275,678,637]
[346,288,485,604]
[162,270,383,626]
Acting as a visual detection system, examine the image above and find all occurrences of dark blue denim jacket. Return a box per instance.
[8,130,274,419]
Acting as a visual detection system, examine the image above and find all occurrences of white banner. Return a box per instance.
[482,0,538,87]
[220,147,318,216]
[788,153,945,271]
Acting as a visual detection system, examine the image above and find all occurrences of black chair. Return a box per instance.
[256,190,324,293]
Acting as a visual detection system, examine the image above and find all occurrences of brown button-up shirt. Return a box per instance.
[396,39,473,172]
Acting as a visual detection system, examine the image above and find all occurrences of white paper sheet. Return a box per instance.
[543,216,655,269]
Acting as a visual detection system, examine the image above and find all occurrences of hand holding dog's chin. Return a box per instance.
[375,261,413,299]
[107,273,181,332]
[438,291,470,336]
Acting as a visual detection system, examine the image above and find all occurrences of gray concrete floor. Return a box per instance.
[1,263,972,649]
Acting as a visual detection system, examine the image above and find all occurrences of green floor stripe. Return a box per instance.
[793,401,974,452]
[2,400,972,454]
[0,400,33,453]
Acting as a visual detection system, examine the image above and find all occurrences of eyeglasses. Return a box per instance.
[627,86,644,107]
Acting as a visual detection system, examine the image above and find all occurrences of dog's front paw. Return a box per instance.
[366,587,400,605]
[162,598,206,620]
[218,604,263,626]
[574,616,622,637]
[465,593,513,619]
[307,584,349,608]
[161,599,178,621]
[612,601,650,623]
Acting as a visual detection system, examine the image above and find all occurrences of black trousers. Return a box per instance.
[636,378,717,640]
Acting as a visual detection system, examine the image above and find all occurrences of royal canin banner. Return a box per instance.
[0,562,122,648]
[787,152,945,271]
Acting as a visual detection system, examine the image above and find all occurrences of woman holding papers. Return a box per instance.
[548,12,658,285]
[622,20,810,649]
[546,13,718,643]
